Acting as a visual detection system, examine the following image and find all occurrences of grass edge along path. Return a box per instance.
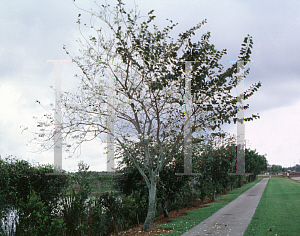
[244,177,300,236]
[154,178,263,236]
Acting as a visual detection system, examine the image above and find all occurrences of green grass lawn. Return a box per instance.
[154,178,263,236]
[244,178,300,236]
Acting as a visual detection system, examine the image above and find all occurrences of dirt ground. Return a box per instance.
[109,197,218,236]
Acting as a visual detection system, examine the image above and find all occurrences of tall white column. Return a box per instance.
[46,60,69,173]
[184,61,192,175]
[236,61,245,175]
[107,60,116,172]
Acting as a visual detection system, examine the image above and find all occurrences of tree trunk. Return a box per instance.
[212,185,216,201]
[162,198,169,218]
[98,179,101,196]
[142,180,157,232]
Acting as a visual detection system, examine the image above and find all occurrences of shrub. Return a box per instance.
[0,156,70,211]
[15,190,65,236]
[60,161,93,236]
[115,152,196,218]
[87,197,110,236]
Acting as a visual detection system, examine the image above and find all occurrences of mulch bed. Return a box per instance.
[109,197,216,236]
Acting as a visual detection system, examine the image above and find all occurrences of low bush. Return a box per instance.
[94,190,148,235]
[0,156,69,212]
[15,190,66,236]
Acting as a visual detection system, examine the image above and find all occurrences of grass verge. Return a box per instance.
[244,178,300,236]
[154,178,263,236]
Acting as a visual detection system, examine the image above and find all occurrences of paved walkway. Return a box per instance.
[181,178,269,236]
[290,177,300,182]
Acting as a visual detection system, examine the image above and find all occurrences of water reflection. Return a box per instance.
[1,194,122,235]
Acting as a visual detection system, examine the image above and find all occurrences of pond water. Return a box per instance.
[1,208,18,234]
[1,195,122,234]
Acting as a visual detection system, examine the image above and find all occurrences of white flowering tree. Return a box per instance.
[32,0,261,232]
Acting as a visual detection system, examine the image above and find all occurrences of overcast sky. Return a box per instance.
[1,0,299,172]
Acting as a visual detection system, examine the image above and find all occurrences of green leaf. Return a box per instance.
[151,81,163,91]
[148,9,154,15]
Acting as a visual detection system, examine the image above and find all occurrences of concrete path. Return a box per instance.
[181,178,269,236]
[290,177,300,182]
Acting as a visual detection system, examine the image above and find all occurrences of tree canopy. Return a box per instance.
[30,0,262,231]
